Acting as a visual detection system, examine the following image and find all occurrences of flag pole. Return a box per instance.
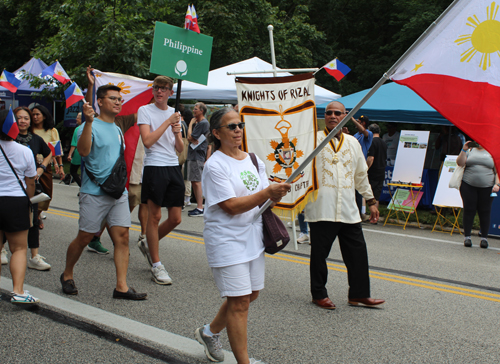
[268,25,278,77]
[175,79,182,113]
[254,0,462,218]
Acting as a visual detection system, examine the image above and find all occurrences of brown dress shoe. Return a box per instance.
[348,297,385,307]
[312,297,336,310]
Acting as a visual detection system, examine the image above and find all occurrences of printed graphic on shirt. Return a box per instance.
[240,170,259,191]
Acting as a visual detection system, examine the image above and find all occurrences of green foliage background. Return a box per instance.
[1,0,453,97]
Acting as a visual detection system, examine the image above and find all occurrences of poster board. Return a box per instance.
[392,130,430,184]
[432,155,463,208]
[387,188,423,213]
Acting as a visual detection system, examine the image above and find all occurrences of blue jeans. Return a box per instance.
[298,212,308,235]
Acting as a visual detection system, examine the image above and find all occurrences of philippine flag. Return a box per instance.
[64,82,85,108]
[0,70,22,93]
[188,5,201,33]
[390,0,500,171]
[2,107,19,139]
[48,141,63,156]
[41,61,71,84]
[185,5,193,29]
[323,59,351,81]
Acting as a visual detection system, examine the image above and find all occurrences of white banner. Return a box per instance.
[236,73,319,216]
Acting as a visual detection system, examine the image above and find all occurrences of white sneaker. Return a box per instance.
[184,196,192,206]
[11,290,40,304]
[1,247,8,265]
[28,254,52,271]
[40,213,47,220]
[195,326,225,362]
[151,264,172,285]
[297,233,310,244]
[249,359,265,364]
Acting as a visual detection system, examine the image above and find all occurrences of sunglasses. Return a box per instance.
[325,110,345,116]
[218,122,245,131]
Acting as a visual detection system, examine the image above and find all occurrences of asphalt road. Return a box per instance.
[1,182,500,363]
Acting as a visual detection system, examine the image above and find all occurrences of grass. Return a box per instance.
[378,203,480,230]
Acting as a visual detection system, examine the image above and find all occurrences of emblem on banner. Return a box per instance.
[266,105,305,183]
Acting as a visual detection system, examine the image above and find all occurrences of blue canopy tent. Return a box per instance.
[316,82,452,125]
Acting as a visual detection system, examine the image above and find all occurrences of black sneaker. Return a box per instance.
[480,239,488,249]
[188,209,204,217]
[464,238,472,247]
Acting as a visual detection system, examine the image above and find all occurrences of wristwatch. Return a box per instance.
[40,164,47,172]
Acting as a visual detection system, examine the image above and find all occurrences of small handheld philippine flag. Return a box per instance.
[2,107,19,140]
[0,70,22,93]
[323,59,351,81]
[48,141,63,156]
[41,61,71,84]
[64,82,85,108]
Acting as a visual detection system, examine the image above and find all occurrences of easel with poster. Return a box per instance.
[384,130,429,229]
[431,155,463,235]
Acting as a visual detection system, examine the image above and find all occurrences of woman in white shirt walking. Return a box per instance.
[195,108,290,364]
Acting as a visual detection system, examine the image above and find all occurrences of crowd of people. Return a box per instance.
[1,66,497,363]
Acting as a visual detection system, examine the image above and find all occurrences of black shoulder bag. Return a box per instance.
[85,131,128,199]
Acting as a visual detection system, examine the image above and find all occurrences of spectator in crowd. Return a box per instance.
[382,123,400,166]
[457,141,499,249]
[60,85,147,300]
[351,115,373,219]
[67,112,82,187]
[305,101,385,310]
[366,123,387,213]
[138,76,183,285]
[31,104,65,229]
[187,102,210,217]
[195,108,290,364]
[13,106,53,270]
[0,109,39,303]
[434,126,463,161]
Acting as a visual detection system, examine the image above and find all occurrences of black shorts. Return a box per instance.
[369,178,384,201]
[141,166,185,207]
[0,196,31,232]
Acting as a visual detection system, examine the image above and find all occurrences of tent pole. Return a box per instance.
[268,25,278,77]
[254,0,463,218]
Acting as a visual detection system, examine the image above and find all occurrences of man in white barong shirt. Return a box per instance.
[305,101,385,310]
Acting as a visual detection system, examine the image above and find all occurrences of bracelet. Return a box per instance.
[366,198,377,206]
[59,164,64,167]
[40,165,47,172]
[462,148,468,152]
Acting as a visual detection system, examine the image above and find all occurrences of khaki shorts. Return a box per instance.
[128,183,142,210]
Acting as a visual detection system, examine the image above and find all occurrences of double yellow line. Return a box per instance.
[48,209,500,303]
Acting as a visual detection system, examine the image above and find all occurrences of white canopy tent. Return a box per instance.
[172,57,341,104]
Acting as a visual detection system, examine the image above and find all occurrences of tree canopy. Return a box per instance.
[1,0,453,97]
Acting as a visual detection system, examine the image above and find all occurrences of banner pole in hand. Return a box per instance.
[175,79,182,112]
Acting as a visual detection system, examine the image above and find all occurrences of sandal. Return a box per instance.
[39,222,44,230]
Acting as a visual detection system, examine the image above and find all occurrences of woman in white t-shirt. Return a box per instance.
[0,109,39,304]
[195,108,290,364]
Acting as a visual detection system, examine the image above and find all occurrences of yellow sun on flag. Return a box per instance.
[106,82,131,95]
[411,61,424,72]
[455,1,500,70]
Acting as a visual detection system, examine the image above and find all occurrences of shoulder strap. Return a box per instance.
[249,152,259,172]
[85,128,124,184]
[0,143,32,204]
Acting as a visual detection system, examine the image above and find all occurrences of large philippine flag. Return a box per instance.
[0,70,21,93]
[2,107,19,139]
[391,0,500,170]
[92,70,153,116]
[64,82,85,108]
[41,61,71,84]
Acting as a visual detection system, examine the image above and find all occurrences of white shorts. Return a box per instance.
[79,193,131,233]
[211,252,265,298]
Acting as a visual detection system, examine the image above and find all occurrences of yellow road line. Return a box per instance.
[47,209,499,302]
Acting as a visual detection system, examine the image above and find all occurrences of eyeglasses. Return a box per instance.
[102,96,123,103]
[218,122,245,131]
[153,85,171,92]
[325,110,345,116]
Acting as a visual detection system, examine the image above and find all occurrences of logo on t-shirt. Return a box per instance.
[240,171,259,191]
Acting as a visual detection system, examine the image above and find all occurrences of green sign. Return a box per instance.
[400,136,418,143]
[150,22,213,85]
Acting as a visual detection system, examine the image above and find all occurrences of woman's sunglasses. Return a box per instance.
[325,110,345,116]
[218,122,245,131]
